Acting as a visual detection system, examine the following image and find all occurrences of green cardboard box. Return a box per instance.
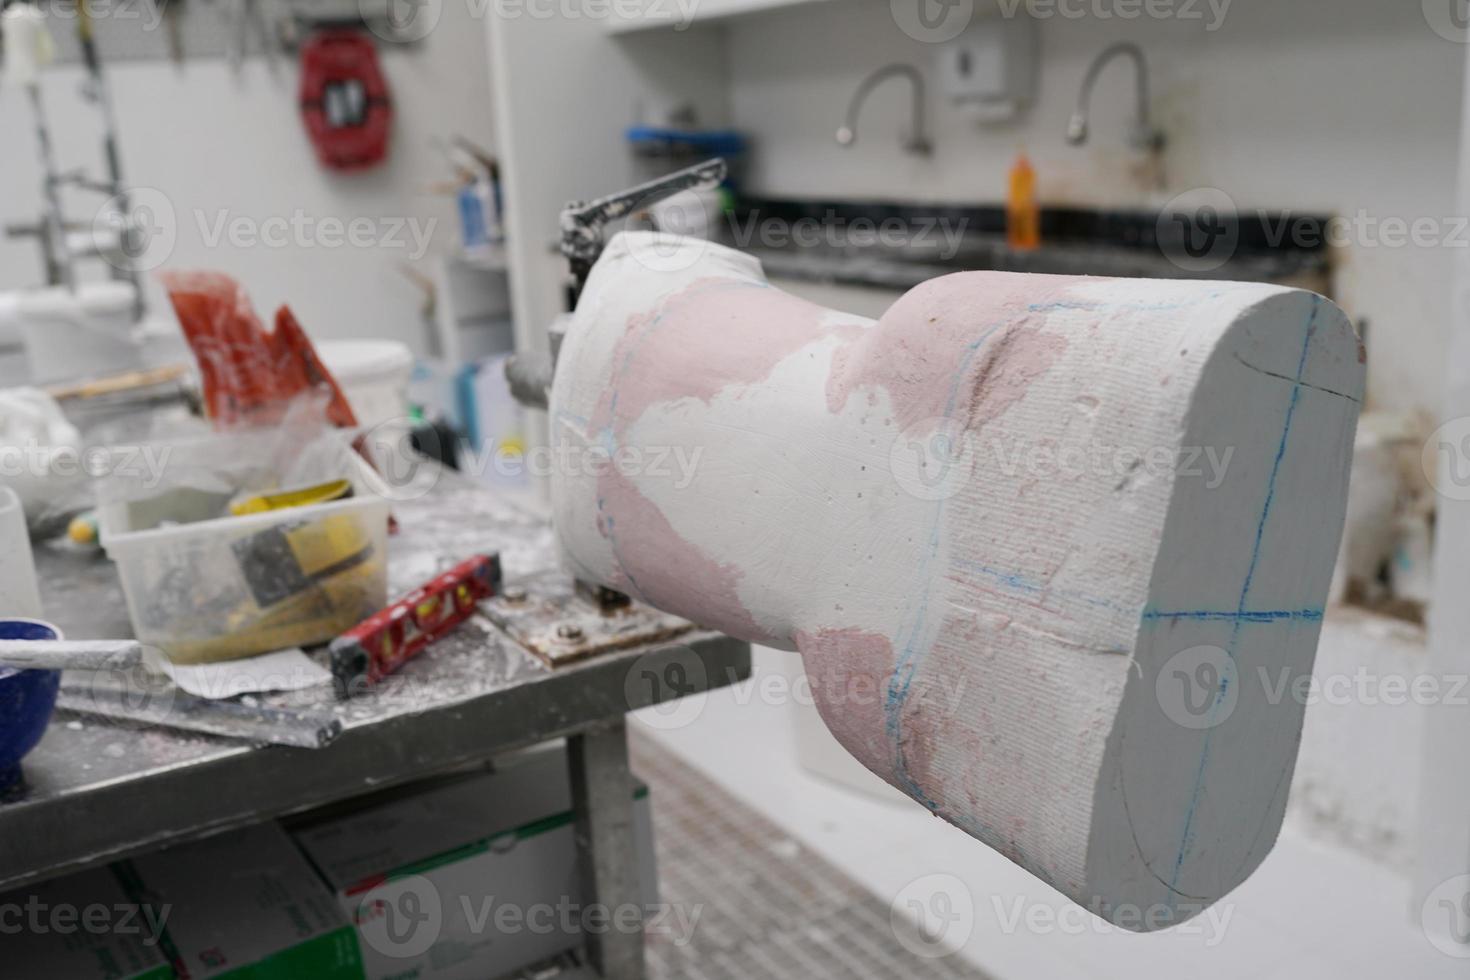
[120,822,363,980]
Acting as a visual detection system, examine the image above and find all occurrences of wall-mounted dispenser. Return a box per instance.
[936,16,1038,123]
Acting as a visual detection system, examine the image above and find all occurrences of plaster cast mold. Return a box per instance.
[550,232,1364,929]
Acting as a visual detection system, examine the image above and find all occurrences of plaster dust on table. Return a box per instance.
[20,472,561,793]
[263,480,558,721]
[550,232,1364,931]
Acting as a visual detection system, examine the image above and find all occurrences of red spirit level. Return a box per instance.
[331,553,502,699]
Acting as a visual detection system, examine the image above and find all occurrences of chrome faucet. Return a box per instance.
[1066,42,1165,152]
[836,64,932,156]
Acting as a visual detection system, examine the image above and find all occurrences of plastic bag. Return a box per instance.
[160,270,358,431]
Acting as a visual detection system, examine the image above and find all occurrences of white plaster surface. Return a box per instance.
[555,232,1363,928]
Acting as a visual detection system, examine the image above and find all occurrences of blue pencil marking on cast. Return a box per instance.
[1027,299,1194,314]
[952,558,1136,616]
[883,321,1008,810]
[1141,608,1323,624]
[1165,295,1321,899]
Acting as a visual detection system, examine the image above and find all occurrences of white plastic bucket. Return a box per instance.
[0,488,43,619]
[319,340,415,432]
[15,282,143,384]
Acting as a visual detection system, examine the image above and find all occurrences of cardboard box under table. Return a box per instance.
[1,866,174,980]
[293,746,657,980]
[118,822,364,980]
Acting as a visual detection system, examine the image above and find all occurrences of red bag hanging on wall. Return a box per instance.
[298,29,392,171]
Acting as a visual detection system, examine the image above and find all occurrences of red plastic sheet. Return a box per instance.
[161,270,358,431]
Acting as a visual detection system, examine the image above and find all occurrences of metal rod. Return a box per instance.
[76,3,147,319]
[26,84,76,292]
[0,640,143,672]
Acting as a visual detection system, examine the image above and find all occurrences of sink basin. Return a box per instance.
[722,198,1333,294]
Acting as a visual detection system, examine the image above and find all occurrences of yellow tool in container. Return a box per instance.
[160,511,383,664]
[230,478,354,516]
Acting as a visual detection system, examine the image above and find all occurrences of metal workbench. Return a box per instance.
[0,473,751,980]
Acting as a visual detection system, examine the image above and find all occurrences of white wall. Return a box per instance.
[1418,25,1470,933]
[485,8,732,497]
[724,0,1463,415]
[0,4,496,353]
[488,16,732,348]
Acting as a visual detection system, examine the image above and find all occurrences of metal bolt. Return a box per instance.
[555,623,584,642]
[503,585,528,603]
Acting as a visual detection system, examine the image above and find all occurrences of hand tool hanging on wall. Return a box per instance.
[227,0,279,73]
[298,28,391,171]
[152,0,185,64]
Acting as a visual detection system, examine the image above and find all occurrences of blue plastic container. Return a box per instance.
[0,618,62,793]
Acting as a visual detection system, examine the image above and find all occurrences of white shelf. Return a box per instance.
[431,253,513,366]
[604,0,830,34]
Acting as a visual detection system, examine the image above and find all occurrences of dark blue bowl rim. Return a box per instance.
[0,618,63,681]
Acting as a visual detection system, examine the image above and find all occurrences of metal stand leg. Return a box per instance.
[568,720,645,980]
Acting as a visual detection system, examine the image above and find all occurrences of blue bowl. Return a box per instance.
[0,619,62,794]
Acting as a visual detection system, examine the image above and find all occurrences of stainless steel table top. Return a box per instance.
[0,474,750,890]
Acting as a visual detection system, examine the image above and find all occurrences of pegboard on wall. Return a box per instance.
[14,0,412,65]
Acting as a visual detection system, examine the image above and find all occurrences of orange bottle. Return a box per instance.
[1007,151,1041,251]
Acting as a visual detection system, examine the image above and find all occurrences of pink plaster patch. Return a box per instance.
[597,467,780,646]
[826,271,1074,432]
[795,628,896,778]
[592,277,861,436]
[900,609,1055,876]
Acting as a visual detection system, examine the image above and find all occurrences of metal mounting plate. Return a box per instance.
[482,572,694,668]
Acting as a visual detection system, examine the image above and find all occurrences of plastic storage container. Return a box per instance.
[98,440,391,664]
